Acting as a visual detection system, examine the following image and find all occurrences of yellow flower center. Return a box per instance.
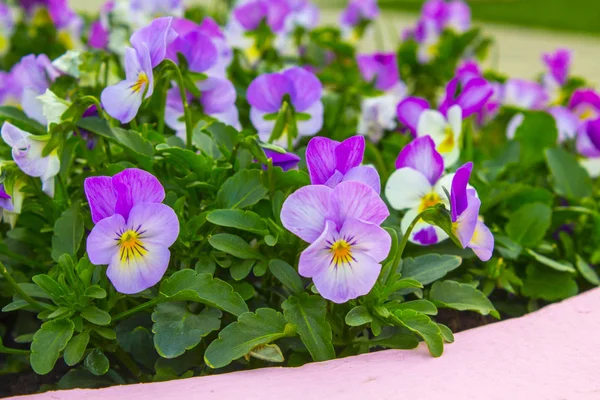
[579,107,596,121]
[245,44,261,64]
[419,192,441,212]
[57,30,75,50]
[118,229,147,263]
[329,239,353,267]
[438,125,455,154]
[132,72,149,94]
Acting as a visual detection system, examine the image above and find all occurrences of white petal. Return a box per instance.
[385,167,432,210]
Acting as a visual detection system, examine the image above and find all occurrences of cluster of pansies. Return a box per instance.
[0,0,598,392]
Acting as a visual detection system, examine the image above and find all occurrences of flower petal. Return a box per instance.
[455,192,480,248]
[395,136,444,185]
[280,184,332,243]
[455,77,493,118]
[548,106,579,142]
[296,100,324,137]
[469,219,494,261]
[385,167,432,210]
[112,169,166,221]
[417,109,446,142]
[247,73,293,112]
[306,136,339,185]
[340,217,391,262]
[342,165,381,194]
[130,16,177,68]
[330,181,389,226]
[198,77,236,114]
[126,203,180,247]
[397,97,429,134]
[283,67,322,112]
[87,213,126,265]
[450,162,473,222]
[100,80,144,124]
[84,176,117,224]
[335,135,365,175]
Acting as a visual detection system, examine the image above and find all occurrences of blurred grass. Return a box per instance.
[321,0,600,36]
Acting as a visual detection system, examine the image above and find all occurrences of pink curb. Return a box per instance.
[10,288,600,400]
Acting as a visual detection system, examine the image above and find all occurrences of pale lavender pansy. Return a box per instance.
[306,135,380,193]
[502,79,548,110]
[439,76,494,118]
[167,18,218,74]
[415,18,441,64]
[569,89,600,123]
[85,168,179,294]
[247,67,323,145]
[450,162,494,261]
[444,0,471,32]
[357,53,399,92]
[281,181,390,303]
[548,106,579,142]
[285,0,319,30]
[264,149,301,171]
[1,122,60,197]
[198,17,233,77]
[385,136,454,246]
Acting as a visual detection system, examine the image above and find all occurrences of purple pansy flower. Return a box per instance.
[85,168,180,294]
[576,118,600,178]
[356,53,406,141]
[101,17,177,123]
[306,135,380,193]
[569,89,600,123]
[502,79,548,110]
[285,0,319,30]
[385,136,461,246]
[548,106,579,142]
[247,67,323,146]
[48,0,84,50]
[543,48,571,87]
[264,149,301,171]
[198,17,233,77]
[167,18,218,74]
[0,184,14,213]
[87,1,113,50]
[450,162,494,261]
[281,181,390,303]
[1,122,60,197]
[340,0,379,29]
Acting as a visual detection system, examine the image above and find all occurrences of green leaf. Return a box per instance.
[248,343,284,363]
[159,270,248,316]
[32,274,66,298]
[204,308,295,369]
[429,280,499,318]
[514,111,558,167]
[78,117,153,158]
[366,333,419,350]
[51,202,84,262]
[84,286,107,299]
[64,332,90,366]
[282,293,335,362]
[522,265,578,301]
[388,300,438,316]
[230,259,255,281]
[268,259,304,294]
[0,106,46,134]
[209,233,264,260]
[421,204,462,247]
[217,169,268,209]
[345,306,373,326]
[400,254,462,285]
[80,306,111,326]
[207,209,268,235]
[84,349,110,376]
[545,147,592,199]
[526,249,576,273]
[30,319,75,375]
[576,255,600,286]
[506,203,551,247]
[391,310,444,357]
[152,303,222,359]
[437,324,455,343]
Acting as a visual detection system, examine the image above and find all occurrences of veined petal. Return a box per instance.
[395,136,444,185]
[126,203,180,247]
[342,165,381,194]
[450,162,473,222]
[87,213,126,265]
[280,184,332,243]
[385,167,432,210]
[469,219,494,261]
[454,192,480,248]
[330,181,389,227]
[306,136,339,185]
[335,135,365,175]
[397,97,429,134]
[247,73,293,113]
[113,168,166,221]
[84,176,117,224]
[456,77,493,118]
[339,217,391,262]
[130,16,177,68]
[283,67,322,112]
[100,80,144,124]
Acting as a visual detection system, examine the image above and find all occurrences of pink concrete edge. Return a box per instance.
[8,288,600,400]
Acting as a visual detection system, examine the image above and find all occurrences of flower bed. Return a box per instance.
[0,0,599,397]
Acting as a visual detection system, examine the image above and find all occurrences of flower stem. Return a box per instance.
[0,346,30,355]
[162,59,194,150]
[0,261,51,311]
[112,296,162,322]
[396,210,428,262]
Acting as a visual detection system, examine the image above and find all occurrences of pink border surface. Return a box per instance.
[9,288,600,400]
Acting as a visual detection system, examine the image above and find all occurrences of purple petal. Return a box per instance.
[450,162,473,222]
[266,0,292,32]
[342,166,381,194]
[280,184,333,243]
[454,192,480,248]
[340,217,391,263]
[503,79,548,110]
[306,136,339,185]
[168,30,218,73]
[264,149,301,171]
[356,53,399,92]
[569,89,600,121]
[542,48,571,86]
[335,135,365,175]
[397,97,430,134]
[445,0,471,32]
[84,176,117,224]
[112,169,166,221]
[283,67,322,112]
[330,181,389,227]
[88,20,109,49]
[234,0,269,31]
[548,106,579,142]
[247,73,294,113]
[324,170,345,189]
[395,136,444,185]
[198,77,236,114]
[585,118,600,153]
[455,77,493,118]
[469,219,494,261]
[413,226,439,246]
[87,213,126,265]
[198,17,225,39]
[126,203,180,247]
[456,60,482,83]
[130,17,177,68]
[577,120,600,158]
[100,80,144,124]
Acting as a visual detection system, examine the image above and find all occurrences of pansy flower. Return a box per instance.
[168,18,218,74]
[542,48,571,105]
[263,149,301,171]
[569,89,600,123]
[0,170,26,229]
[198,17,233,77]
[281,181,390,303]
[1,122,60,197]
[101,17,177,123]
[85,168,180,294]
[247,67,323,146]
[385,136,459,246]
[285,0,319,30]
[340,0,379,42]
[48,0,84,50]
[449,162,494,261]
[356,53,406,142]
[576,117,600,178]
[306,135,380,193]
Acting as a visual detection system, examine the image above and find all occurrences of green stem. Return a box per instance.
[396,210,428,263]
[162,59,194,150]
[0,346,30,355]
[112,296,162,322]
[157,76,168,135]
[0,262,51,311]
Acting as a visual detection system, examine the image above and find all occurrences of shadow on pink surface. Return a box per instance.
[10,288,600,400]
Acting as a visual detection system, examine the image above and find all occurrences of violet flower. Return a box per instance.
[385,136,461,246]
[264,149,301,171]
[198,17,233,77]
[285,0,319,30]
[0,174,26,228]
[48,0,84,50]
[576,117,600,178]
[450,162,494,261]
[356,53,406,141]
[85,168,180,294]
[542,48,571,104]
[340,0,379,29]
[280,181,390,303]
[1,122,60,197]
[569,89,600,123]
[247,67,323,146]
[306,135,380,193]
[168,18,218,74]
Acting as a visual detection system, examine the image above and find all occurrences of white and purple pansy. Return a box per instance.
[542,48,571,105]
[85,168,180,294]
[247,67,323,146]
[280,180,390,303]
[569,89,600,123]
[576,117,600,178]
